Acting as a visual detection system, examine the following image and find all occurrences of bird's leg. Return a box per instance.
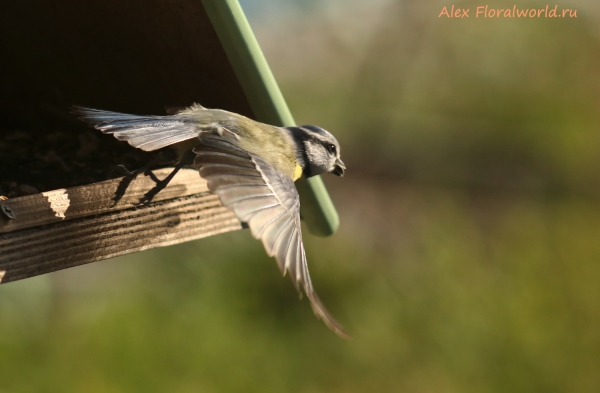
[111,154,164,206]
[137,150,196,205]
[109,153,166,178]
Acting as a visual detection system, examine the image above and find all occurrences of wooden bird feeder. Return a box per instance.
[0,0,339,284]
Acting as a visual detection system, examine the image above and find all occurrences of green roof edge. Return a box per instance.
[200,0,339,237]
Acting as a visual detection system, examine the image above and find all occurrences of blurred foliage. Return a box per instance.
[2,0,600,392]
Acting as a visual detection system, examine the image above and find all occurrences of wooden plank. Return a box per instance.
[0,168,209,233]
[0,168,242,284]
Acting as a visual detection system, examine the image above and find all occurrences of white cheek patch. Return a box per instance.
[305,141,320,158]
[305,141,328,172]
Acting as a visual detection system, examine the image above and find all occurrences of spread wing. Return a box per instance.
[194,133,348,338]
[71,106,200,151]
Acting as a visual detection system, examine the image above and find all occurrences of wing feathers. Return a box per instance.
[284,232,300,289]
[206,174,264,188]
[249,207,287,240]
[193,132,349,338]
[272,219,295,273]
[194,153,255,168]
[218,186,274,204]
[220,192,276,205]
[295,237,304,289]
[199,164,261,178]
[259,213,293,255]
[71,106,199,151]
[196,135,248,157]
[223,195,281,222]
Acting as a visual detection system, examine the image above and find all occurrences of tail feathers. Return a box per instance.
[71,106,200,151]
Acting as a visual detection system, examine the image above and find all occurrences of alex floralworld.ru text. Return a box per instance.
[439,5,578,18]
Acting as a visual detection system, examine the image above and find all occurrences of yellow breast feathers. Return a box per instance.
[293,164,303,181]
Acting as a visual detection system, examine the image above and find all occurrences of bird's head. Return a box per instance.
[286,125,345,178]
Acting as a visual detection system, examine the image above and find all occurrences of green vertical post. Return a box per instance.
[200,0,339,236]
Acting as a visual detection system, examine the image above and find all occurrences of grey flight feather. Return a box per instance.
[71,106,205,151]
[193,133,349,338]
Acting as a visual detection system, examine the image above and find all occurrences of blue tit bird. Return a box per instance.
[72,104,348,338]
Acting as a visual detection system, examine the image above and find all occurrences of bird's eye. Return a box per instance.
[326,144,336,154]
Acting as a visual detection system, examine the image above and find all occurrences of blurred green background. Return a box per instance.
[2,0,600,391]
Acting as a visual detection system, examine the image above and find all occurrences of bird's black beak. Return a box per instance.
[332,158,346,177]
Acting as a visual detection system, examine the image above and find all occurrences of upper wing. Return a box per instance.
[71,106,202,151]
[194,133,348,338]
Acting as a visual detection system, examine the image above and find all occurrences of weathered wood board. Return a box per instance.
[0,168,242,284]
